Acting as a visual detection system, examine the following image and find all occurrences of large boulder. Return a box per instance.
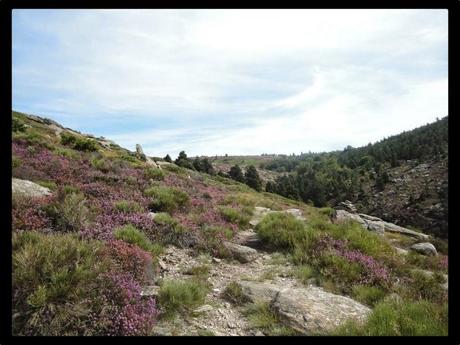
[383,222,430,240]
[12,178,52,198]
[284,208,306,221]
[336,200,357,213]
[136,144,160,169]
[236,281,370,335]
[331,209,367,227]
[366,221,385,234]
[232,230,263,249]
[410,242,437,256]
[223,242,258,263]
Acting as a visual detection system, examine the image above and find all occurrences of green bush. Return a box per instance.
[113,200,143,213]
[12,231,107,335]
[222,281,250,305]
[255,212,309,249]
[332,299,448,336]
[13,117,26,132]
[74,138,98,152]
[45,192,90,232]
[63,185,80,195]
[36,180,57,191]
[352,285,387,307]
[292,265,314,285]
[114,225,163,257]
[218,206,251,228]
[145,167,165,181]
[317,253,362,289]
[144,186,190,213]
[60,132,78,146]
[157,279,208,318]
[91,158,113,173]
[197,226,233,258]
[399,270,447,303]
[12,156,22,168]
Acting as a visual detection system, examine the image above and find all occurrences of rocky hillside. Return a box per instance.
[11,111,448,336]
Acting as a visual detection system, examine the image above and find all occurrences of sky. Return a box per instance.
[12,9,448,158]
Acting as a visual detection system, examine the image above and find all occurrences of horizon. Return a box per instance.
[13,9,448,158]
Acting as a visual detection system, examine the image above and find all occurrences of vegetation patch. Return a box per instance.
[351,285,387,307]
[113,200,144,213]
[114,224,163,257]
[144,185,190,213]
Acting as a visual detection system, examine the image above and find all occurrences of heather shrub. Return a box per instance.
[218,206,251,228]
[332,299,448,336]
[91,157,113,173]
[352,285,387,307]
[54,146,80,160]
[398,270,447,303]
[44,192,90,232]
[145,167,165,181]
[12,231,108,335]
[114,200,144,213]
[157,279,208,318]
[406,251,448,273]
[103,239,155,283]
[197,225,233,257]
[150,213,197,248]
[144,185,190,213]
[12,194,51,232]
[114,224,163,257]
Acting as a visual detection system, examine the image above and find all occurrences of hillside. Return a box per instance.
[11,111,448,336]
[218,118,448,238]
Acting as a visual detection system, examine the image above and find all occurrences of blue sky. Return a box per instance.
[12,9,448,158]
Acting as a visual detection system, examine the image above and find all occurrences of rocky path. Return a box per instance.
[150,207,370,336]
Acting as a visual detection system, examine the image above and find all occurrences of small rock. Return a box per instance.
[223,241,258,263]
[212,257,222,263]
[148,212,157,220]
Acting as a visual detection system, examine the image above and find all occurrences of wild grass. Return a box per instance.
[144,185,190,213]
[113,200,144,213]
[114,224,164,257]
[221,281,250,305]
[351,285,387,307]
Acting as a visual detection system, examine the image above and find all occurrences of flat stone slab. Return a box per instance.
[12,178,52,198]
[223,241,258,263]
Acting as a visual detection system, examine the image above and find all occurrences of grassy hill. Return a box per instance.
[11,111,448,336]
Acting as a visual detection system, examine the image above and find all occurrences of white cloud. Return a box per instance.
[13,9,447,157]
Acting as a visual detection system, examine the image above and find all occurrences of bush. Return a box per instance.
[255,212,309,249]
[45,192,90,232]
[12,232,106,335]
[292,265,314,285]
[13,117,26,132]
[145,167,165,181]
[12,155,22,168]
[398,270,447,303]
[36,180,57,191]
[91,157,113,173]
[197,225,233,257]
[74,138,98,152]
[60,132,77,146]
[218,206,251,228]
[113,200,143,213]
[157,279,208,318]
[352,285,387,307]
[144,186,190,213]
[332,299,448,336]
[114,224,163,257]
[222,281,250,305]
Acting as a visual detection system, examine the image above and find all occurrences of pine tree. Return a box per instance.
[244,165,262,192]
[164,154,172,163]
[229,165,245,183]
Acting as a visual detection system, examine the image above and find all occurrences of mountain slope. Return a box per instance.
[11,111,448,336]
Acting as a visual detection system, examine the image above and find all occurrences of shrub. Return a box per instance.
[60,132,77,146]
[114,200,143,213]
[73,138,98,152]
[13,155,22,168]
[184,265,210,281]
[255,212,309,249]
[13,117,26,132]
[145,167,165,181]
[222,281,250,305]
[197,225,233,257]
[91,157,113,173]
[114,224,163,257]
[12,232,106,335]
[399,270,447,303]
[218,206,251,228]
[243,301,298,336]
[36,180,57,191]
[144,186,190,213]
[292,265,314,285]
[332,299,448,336]
[44,192,90,232]
[157,279,208,318]
[352,285,387,307]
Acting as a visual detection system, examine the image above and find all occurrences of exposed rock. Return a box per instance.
[336,200,357,213]
[237,281,370,335]
[384,222,430,240]
[249,206,273,226]
[233,230,263,249]
[285,208,306,221]
[359,213,382,222]
[410,242,437,256]
[331,209,367,227]
[136,144,161,169]
[238,281,280,303]
[366,221,385,235]
[223,242,258,263]
[148,212,157,220]
[394,247,409,256]
[12,178,52,198]
[212,257,222,263]
[140,285,160,297]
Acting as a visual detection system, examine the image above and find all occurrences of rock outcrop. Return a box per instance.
[136,144,161,169]
[410,242,437,256]
[249,207,306,227]
[223,242,259,263]
[237,281,370,335]
[12,178,52,198]
[332,202,430,239]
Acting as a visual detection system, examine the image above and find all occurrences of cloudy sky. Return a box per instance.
[12,9,447,158]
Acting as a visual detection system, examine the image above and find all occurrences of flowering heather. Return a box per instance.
[315,234,391,286]
[96,272,158,336]
[12,195,52,232]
